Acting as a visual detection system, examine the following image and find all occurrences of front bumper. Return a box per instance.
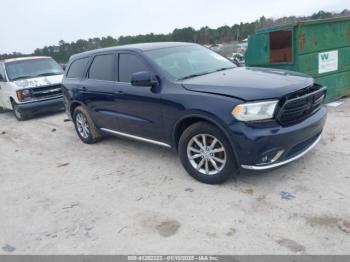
[17,96,64,115]
[229,106,327,170]
[241,134,321,170]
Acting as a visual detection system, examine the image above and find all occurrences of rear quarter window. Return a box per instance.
[66,57,89,78]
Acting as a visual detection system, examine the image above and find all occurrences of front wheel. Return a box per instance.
[178,122,239,184]
[12,101,27,121]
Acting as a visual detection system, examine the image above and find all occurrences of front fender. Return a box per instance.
[171,110,240,167]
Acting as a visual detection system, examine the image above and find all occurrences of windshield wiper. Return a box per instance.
[11,76,33,81]
[178,71,212,81]
[214,67,235,72]
[178,67,235,81]
[11,72,63,81]
[36,72,63,77]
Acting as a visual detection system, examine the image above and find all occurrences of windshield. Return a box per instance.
[145,45,236,80]
[5,58,64,81]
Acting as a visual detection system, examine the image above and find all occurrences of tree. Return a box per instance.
[1,10,348,63]
[172,27,196,42]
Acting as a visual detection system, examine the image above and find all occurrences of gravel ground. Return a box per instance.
[0,98,349,255]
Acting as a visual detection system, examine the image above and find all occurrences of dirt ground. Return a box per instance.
[0,98,349,255]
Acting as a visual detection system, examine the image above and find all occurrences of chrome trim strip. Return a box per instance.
[241,135,321,170]
[271,149,285,163]
[19,95,63,104]
[100,128,172,148]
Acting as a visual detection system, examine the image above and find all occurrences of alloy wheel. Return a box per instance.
[187,134,227,175]
[76,112,90,139]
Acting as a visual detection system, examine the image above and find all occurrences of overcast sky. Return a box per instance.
[0,0,348,53]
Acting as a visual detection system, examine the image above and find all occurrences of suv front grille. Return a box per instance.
[277,84,326,126]
[31,84,63,100]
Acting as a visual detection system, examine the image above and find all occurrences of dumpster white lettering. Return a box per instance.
[318,50,338,74]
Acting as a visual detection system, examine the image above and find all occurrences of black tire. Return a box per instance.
[12,101,27,121]
[178,121,239,184]
[73,106,102,144]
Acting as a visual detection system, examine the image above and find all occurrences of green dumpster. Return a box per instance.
[245,17,350,101]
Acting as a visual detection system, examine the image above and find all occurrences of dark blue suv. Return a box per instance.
[62,42,327,184]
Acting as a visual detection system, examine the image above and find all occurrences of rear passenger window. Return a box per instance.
[66,58,89,78]
[88,54,115,81]
[119,54,148,83]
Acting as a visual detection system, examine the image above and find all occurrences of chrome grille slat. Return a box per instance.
[30,84,63,99]
[277,85,326,126]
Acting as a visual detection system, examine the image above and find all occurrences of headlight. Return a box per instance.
[232,100,278,121]
[16,89,32,102]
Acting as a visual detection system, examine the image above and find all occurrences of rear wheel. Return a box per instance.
[73,106,102,144]
[178,121,239,184]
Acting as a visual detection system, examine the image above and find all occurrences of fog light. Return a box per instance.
[261,156,269,163]
[258,150,284,165]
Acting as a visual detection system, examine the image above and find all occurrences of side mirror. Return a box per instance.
[131,71,159,87]
[0,74,5,82]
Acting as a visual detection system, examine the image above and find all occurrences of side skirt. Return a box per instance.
[100,128,172,148]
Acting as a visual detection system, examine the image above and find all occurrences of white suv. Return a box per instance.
[0,56,64,120]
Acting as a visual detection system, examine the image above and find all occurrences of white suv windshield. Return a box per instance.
[145,45,236,80]
[5,58,63,81]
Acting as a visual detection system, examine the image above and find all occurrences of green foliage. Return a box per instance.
[1,9,349,63]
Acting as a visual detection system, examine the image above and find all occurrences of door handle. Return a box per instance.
[117,90,124,95]
[78,86,87,91]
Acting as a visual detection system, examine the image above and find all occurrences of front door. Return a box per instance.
[113,52,165,141]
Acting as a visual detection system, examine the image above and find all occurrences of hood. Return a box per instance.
[181,67,314,101]
[14,75,63,90]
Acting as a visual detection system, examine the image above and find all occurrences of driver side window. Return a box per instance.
[118,54,149,83]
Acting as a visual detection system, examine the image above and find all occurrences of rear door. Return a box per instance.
[114,52,165,141]
[81,52,119,130]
